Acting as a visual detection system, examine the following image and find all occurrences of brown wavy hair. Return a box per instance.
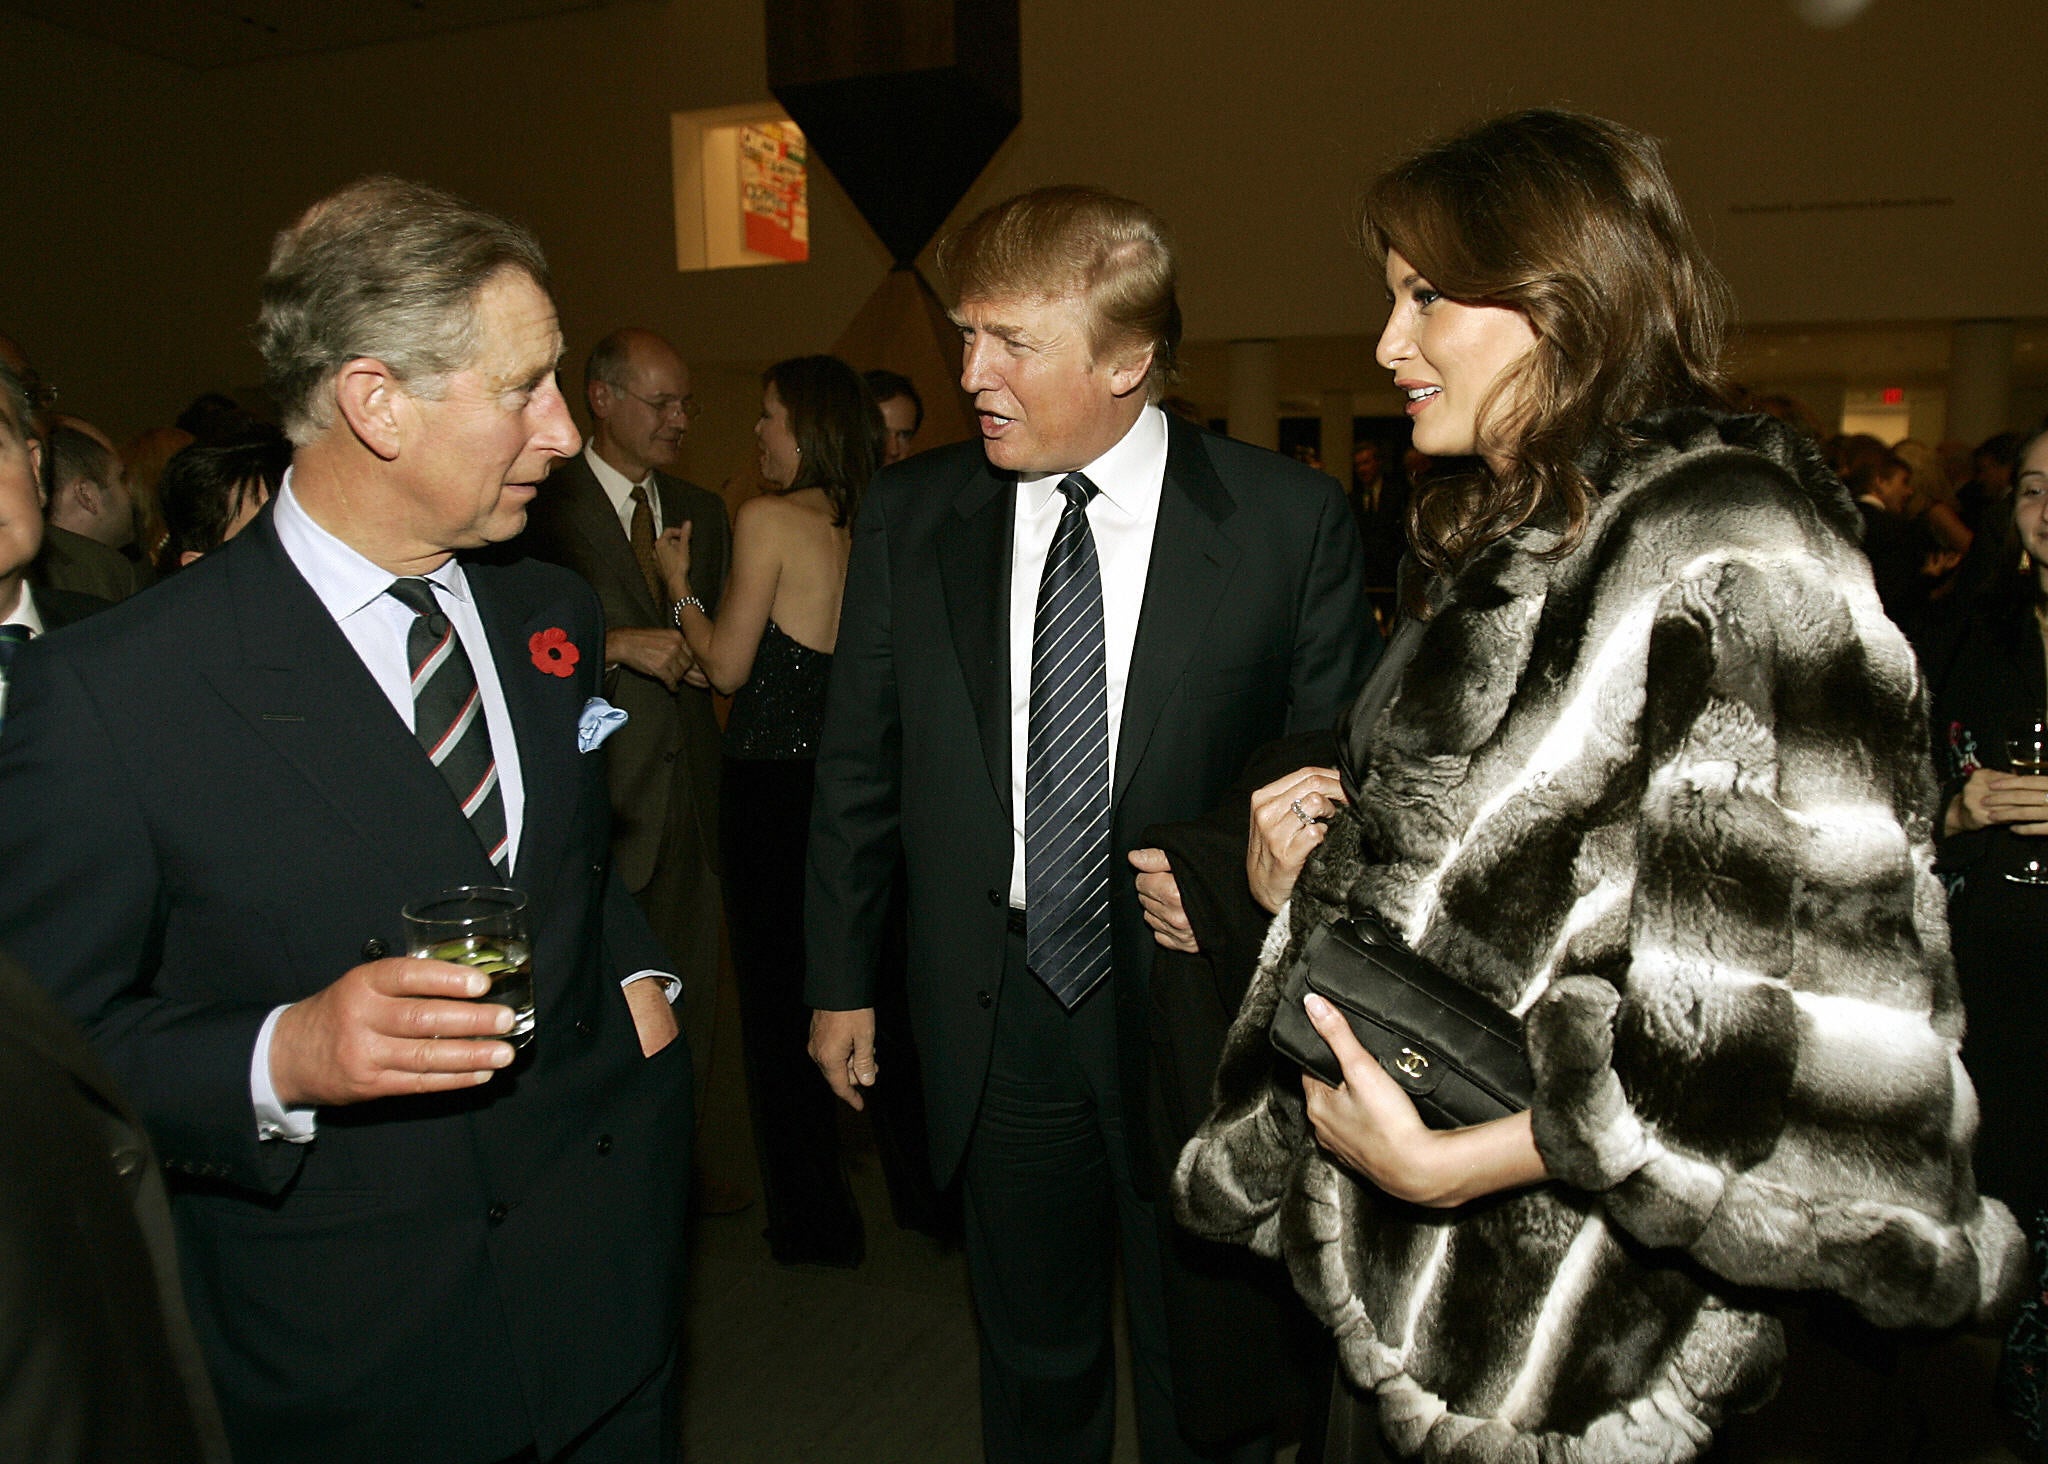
[1364,110,1733,587]
[763,355,883,527]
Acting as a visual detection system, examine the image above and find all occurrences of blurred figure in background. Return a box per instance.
[1923,423,2048,1456]
[46,423,136,553]
[0,358,108,736]
[156,425,291,571]
[1894,436,1973,601]
[519,326,738,1211]
[121,426,197,570]
[865,368,923,466]
[31,420,142,604]
[1842,434,1932,637]
[1347,437,1407,609]
[666,353,880,1267]
[1959,430,2025,540]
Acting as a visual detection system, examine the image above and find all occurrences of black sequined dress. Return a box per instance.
[719,622,863,1263]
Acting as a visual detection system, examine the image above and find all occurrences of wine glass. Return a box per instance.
[2004,720,2048,886]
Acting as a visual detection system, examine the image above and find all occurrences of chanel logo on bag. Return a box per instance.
[1395,1047,1430,1077]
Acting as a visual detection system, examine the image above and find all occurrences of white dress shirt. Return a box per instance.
[584,443,661,539]
[1006,404,1168,907]
[3,580,45,635]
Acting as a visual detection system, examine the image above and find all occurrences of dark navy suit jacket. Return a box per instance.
[0,506,691,1463]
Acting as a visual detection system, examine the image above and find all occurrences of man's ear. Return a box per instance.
[586,379,615,426]
[332,358,406,462]
[50,473,89,520]
[1105,343,1156,401]
[27,439,44,509]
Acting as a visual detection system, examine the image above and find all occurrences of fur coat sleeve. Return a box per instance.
[1174,410,2025,1461]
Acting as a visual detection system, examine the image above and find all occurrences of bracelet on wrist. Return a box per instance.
[670,596,707,628]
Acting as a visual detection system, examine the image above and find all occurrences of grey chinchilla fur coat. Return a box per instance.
[1174,409,2026,1462]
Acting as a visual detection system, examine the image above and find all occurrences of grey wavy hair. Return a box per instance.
[256,176,552,446]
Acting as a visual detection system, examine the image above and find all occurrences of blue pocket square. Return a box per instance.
[578,697,628,753]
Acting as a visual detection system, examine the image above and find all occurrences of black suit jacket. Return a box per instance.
[0,950,229,1464]
[519,453,731,890]
[806,415,1378,1182]
[0,507,692,1463]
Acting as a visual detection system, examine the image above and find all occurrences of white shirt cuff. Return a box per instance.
[252,1003,318,1143]
[621,970,682,1004]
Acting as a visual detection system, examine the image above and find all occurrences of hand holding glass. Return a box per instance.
[403,886,535,1046]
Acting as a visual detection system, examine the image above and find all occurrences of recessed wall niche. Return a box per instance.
[671,104,810,272]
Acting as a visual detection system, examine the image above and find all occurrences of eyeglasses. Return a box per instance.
[616,388,696,419]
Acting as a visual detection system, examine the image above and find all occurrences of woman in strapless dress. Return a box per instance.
[666,354,881,1266]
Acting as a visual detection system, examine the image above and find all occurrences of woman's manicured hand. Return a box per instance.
[1248,766,1347,914]
[1299,992,1548,1208]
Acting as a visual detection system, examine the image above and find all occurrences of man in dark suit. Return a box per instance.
[805,186,1376,1464]
[0,178,692,1463]
[0,949,230,1463]
[0,360,108,733]
[520,327,732,1145]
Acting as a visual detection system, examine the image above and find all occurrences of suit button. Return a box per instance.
[361,937,390,960]
[595,1134,613,1156]
[985,889,1002,906]
[111,1147,144,1177]
[663,750,677,763]
[591,862,604,875]
[575,1019,596,1039]
[487,1202,509,1226]
[976,989,993,1009]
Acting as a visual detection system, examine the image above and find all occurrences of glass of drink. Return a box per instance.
[2005,720,2048,886]
[402,885,535,1047]
[2006,720,2048,775]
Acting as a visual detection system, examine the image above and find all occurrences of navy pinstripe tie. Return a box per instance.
[1025,473,1113,1008]
[387,578,511,872]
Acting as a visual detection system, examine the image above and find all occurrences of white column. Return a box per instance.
[1226,340,1279,450]
[1949,320,2017,446]
[1319,390,1353,485]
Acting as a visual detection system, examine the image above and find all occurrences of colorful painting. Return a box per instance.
[740,121,809,263]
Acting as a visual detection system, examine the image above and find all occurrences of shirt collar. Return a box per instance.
[2,580,43,635]
[1019,404,1167,514]
[272,473,471,625]
[584,443,653,513]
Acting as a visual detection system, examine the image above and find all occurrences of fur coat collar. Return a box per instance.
[1175,409,2025,1462]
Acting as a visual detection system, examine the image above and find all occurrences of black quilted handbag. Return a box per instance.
[1269,914,1533,1129]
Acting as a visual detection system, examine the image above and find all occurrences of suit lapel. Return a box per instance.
[936,461,1016,811]
[203,512,496,897]
[470,569,577,895]
[1115,417,1240,806]
[554,457,663,623]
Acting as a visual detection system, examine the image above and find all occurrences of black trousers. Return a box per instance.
[720,757,862,1263]
[962,925,1269,1464]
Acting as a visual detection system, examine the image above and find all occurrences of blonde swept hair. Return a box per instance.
[937,185,1181,401]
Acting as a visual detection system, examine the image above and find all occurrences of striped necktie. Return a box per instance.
[386,578,510,872]
[1025,472,1113,1008]
[0,623,31,737]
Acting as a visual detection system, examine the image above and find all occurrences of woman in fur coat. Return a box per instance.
[1173,109,2024,1463]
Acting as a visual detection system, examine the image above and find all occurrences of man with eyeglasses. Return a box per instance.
[522,327,738,1210]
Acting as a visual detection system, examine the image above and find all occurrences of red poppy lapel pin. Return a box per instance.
[529,627,580,677]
